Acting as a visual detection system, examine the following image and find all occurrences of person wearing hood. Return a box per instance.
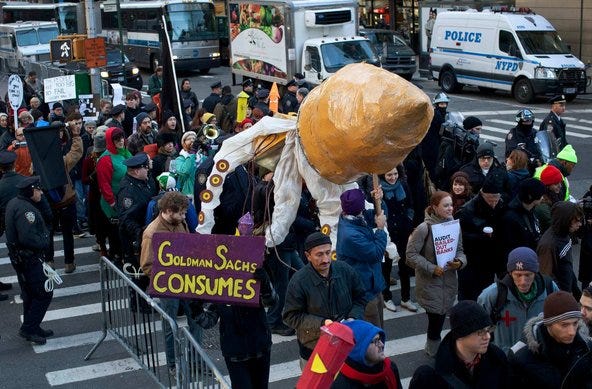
[508,291,592,388]
[420,92,449,181]
[534,144,578,201]
[409,300,509,389]
[537,201,584,298]
[406,191,466,357]
[500,178,546,261]
[332,320,402,389]
[456,176,505,299]
[95,127,131,262]
[174,131,204,201]
[533,165,565,234]
[158,110,180,143]
[459,142,507,196]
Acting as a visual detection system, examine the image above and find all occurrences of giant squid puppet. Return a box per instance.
[196,63,433,252]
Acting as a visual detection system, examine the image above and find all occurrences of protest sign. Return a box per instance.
[431,220,460,268]
[147,232,265,307]
[44,75,76,102]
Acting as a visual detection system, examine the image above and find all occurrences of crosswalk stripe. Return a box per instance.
[482,125,509,134]
[14,282,101,303]
[479,134,504,143]
[462,109,592,116]
[488,119,590,138]
[0,246,97,266]
[0,263,99,285]
[23,300,109,322]
[34,330,113,353]
[0,235,65,250]
[45,353,168,386]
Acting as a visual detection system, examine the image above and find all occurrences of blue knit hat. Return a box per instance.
[507,247,539,273]
[342,320,385,366]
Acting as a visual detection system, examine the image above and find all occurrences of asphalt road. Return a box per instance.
[0,65,590,388]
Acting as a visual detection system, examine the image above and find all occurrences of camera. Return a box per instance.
[440,113,479,163]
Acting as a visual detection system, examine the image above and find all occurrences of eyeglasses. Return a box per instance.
[475,325,496,337]
[371,336,383,347]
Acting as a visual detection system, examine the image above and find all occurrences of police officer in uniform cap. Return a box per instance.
[242,78,257,108]
[0,151,19,299]
[539,95,568,151]
[202,81,223,113]
[254,88,271,116]
[280,79,299,114]
[117,153,156,269]
[5,176,53,344]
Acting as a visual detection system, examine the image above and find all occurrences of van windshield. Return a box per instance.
[321,40,378,73]
[38,27,59,44]
[516,31,570,55]
[15,29,39,46]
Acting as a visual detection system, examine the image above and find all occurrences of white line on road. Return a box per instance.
[14,282,101,304]
[488,119,590,138]
[1,263,99,284]
[0,246,96,266]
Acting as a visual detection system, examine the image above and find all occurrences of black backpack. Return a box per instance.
[491,274,554,324]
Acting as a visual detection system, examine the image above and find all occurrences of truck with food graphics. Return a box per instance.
[228,0,379,87]
[429,8,586,103]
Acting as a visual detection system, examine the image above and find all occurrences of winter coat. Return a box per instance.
[175,150,202,198]
[459,157,507,196]
[456,194,505,298]
[508,317,592,389]
[406,212,466,314]
[477,273,558,353]
[96,127,132,218]
[500,197,541,261]
[435,331,509,389]
[506,168,530,200]
[336,213,388,301]
[537,202,581,296]
[283,261,367,353]
[505,124,541,161]
[332,359,402,389]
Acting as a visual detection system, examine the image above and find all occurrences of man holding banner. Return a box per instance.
[140,191,208,375]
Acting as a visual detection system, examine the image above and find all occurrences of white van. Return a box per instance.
[429,9,586,103]
[0,21,59,73]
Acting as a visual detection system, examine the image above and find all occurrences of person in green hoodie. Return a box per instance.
[96,127,131,261]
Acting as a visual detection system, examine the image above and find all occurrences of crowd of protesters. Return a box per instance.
[1,68,591,388]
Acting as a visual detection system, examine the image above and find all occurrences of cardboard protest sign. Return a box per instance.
[147,232,265,307]
[44,75,76,102]
[431,220,460,268]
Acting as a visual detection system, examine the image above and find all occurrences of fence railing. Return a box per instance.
[85,256,230,389]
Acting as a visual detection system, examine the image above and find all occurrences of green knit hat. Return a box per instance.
[557,144,577,163]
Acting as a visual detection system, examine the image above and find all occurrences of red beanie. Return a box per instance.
[540,165,563,186]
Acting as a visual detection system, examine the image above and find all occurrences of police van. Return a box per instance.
[0,21,58,73]
[429,9,586,103]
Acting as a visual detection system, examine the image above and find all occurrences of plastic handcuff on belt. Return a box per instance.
[42,260,63,292]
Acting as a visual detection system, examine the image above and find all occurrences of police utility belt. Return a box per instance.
[8,244,44,267]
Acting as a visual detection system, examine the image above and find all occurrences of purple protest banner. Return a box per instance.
[147,232,266,307]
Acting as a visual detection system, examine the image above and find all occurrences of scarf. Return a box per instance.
[339,359,398,389]
[517,280,538,303]
[381,179,406,201]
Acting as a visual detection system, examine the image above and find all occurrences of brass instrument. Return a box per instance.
[202,124,219,140]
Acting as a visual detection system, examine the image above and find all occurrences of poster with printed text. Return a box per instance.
[431,220,460,268]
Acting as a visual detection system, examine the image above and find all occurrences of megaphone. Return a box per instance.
[202,124,219,140]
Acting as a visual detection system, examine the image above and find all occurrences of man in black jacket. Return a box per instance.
[539,95,568,151]
[500,178,545,263]
[409,300,509,389]
[508,291,592,389]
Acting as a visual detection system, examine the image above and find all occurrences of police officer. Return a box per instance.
[117,153,156,269]
[539,95,568,151]
[5,176,53,345]
[202,81,222,113]
[0,151,20,299]
[280,80,300,114]
[254,88,271,116]
[421,92,449,181]
[505,109,541,164]
[242,78,257,108]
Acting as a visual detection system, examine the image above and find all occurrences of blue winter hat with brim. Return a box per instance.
[342,320,384,366]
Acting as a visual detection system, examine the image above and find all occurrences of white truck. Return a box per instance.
[228,0,379,87]
[429,9,586,103]
[0,21,58,73]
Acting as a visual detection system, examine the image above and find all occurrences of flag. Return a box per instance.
[24,123,67,191]
[159,16,185,132]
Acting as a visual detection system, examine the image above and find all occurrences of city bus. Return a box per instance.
[100,0,220,72]
[0,2,85,34]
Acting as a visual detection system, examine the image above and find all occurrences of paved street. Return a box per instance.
[0,65,591,387]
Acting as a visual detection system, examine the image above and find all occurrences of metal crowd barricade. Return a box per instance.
[178,326,231,389]
[85,256,230,388]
